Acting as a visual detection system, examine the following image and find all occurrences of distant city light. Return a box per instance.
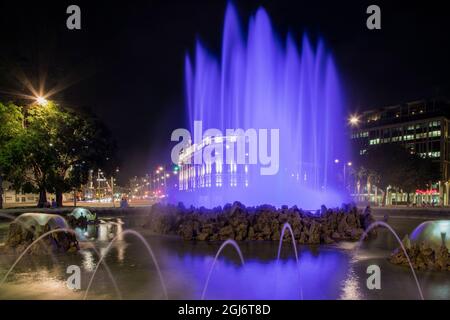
[334,159,340,164]
[347,162,352,166]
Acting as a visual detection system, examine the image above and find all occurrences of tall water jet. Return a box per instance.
[172,3,348,208]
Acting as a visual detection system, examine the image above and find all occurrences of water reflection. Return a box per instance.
[170,249,351,300]
[76,219,126,263]
[340,267,362,300]
[74,219,124,243]
[1,216,450,300]
[80,250,95,272]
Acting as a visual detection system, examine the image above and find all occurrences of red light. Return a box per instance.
[415,189,437,195]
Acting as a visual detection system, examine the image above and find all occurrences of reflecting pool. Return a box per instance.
[0,215,449,300]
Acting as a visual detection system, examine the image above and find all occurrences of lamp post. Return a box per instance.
[344,162,352,190]
[335,159,353,190]
[0,174,3,210]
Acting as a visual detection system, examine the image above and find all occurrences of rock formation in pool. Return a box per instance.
[143,202,376,244]
[389,220,450,271]
[2,213,79,254]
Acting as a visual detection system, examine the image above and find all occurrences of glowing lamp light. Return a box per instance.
[349,114,360,126]
[35,96,48,106]
[334,159,340,164]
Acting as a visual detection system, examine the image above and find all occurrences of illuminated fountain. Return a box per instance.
[410,220,450,248]
[173,4,348,208]
[69,208,96,222]
[3,213,78,254]
[13,213,68,231]
[67,208,97,228]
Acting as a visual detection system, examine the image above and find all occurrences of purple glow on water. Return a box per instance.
[175,4,348,208]
[168,249,350,300]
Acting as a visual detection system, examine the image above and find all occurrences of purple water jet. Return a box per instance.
[173,4,348,208]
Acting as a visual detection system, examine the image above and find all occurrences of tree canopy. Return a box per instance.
[0,101,116,207]
[0,102,25,208]
[353,143,439,201]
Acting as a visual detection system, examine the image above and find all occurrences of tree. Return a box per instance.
[355,144,439,205]
[0,102,24,209]
[0,101,116,207]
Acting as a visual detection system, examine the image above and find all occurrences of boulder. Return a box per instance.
[179,223,194,240]
[402,234,411,250]
[247,227,255,240]
[435,246,449,270]
[350,228,364,241]
[196,232,210,241]
[219,225,234,240]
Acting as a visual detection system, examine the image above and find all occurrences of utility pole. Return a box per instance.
[0,174,3,210]
[111,176,115,208]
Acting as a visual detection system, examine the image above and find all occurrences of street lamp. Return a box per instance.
[348,114,360,126]
[35,96,48,106]
[335,159,353,190]
[344,161,352,190]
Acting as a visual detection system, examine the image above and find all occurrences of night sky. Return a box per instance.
[1,0,449,181]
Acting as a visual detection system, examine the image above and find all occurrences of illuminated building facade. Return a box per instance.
[351,98,450,205]
[178,135,250,192]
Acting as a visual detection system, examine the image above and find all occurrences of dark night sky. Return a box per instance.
[1,0,450,181]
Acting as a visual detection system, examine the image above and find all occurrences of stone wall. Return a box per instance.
[143,202,376,244]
